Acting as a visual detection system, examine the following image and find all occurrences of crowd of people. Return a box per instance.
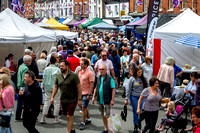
[0,29,200,133]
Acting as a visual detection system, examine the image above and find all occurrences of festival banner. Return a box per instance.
[146,0,160,56]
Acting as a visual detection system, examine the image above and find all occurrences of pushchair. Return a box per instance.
[156,94,190,133]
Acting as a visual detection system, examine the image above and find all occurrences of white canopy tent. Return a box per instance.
[42,17,48,23]
[0,8,56,43]
[35,22,57,27]
[62,18,72,24]
[154,8,200,74]
[48,29,78,40]
[0,8,56,66]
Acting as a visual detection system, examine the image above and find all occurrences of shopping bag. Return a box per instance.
[108,108,122,133]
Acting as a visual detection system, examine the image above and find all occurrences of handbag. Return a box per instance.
[139,110,146,121]
[0,111,12,127]
[108,108,122,133]
[0,92,12,128]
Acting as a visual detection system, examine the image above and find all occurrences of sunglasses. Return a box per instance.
[99,69,105,71]
[0,72,5,74]
[102,55,107,57]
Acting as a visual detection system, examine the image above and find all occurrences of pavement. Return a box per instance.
[11,88,192,133]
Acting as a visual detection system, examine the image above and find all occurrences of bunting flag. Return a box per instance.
[83,2,87,5]
[105,5,112,13]
[172,0,183,9]
[136,0,143,7]
[122,3,126,7]
[86,8,90,14]
[10,0,19,12]
[78,9,82,15]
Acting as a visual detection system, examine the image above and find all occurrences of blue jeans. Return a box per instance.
[130,95,144,124]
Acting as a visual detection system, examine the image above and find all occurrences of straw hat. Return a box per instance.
[180,79,189,88]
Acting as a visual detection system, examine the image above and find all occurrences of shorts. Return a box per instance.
[82,95,90,108]
[61,100,77,116]
[98,103,111,117]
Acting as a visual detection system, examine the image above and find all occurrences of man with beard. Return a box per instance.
[51,60,82,133]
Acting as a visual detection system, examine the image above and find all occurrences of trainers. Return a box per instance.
[40,118,46,124]
[79,123,85,130]
[85,118,91,124]
[70,129,76,133]
[54,118,62,124]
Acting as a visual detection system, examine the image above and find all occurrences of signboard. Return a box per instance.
[146,0,160,56]
[120,10,125,17]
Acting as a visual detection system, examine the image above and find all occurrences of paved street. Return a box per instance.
[11,88,191,133]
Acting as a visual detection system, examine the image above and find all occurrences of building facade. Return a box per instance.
[129,0,200,17]
[73,0,89,20]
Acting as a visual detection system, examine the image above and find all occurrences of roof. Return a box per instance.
[0,8,56,43]
[45,18,69,30]
[155,8,200,33]
[82,17,105,28]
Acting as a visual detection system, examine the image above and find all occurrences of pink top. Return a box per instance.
[78,68,94,95]
[157,64,174,88]
[0,85,15,111]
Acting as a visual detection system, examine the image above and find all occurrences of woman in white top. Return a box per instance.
[37,53,48,78]
[141,56,153,85]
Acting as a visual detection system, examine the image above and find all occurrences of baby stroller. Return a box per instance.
[156,94,190,133]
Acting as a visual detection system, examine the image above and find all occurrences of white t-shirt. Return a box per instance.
[5,60,11,68]
[94,59,114,77]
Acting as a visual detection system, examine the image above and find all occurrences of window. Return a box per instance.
[144,0,147,12]
[98,7,100,17]
[94,5,96,16]
[98,0,100,4]
[159,0,162,11]
[134,0,137,12]
[70,0,72,2]
[69,8,72,15]
[108,6,111,15]
[80,3,82,14]
[169,0,173,9]
[182,0,187,9]
[115,5,118,15]
[85,3,87,14]
[75,5,77,14]
[65,8,67,16]
[61,9,63,16]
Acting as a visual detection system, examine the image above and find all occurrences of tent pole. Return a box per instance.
[24,43,26,50]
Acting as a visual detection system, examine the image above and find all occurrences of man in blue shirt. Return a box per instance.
[92,64,115,133]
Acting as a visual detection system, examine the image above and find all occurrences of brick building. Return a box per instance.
[129,0,200,17]
[73,0,89,20]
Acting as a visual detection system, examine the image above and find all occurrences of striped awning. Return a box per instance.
[175,35,200,48]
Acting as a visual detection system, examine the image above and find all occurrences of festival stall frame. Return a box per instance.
[153,8,200,75]
[0,8,56,66]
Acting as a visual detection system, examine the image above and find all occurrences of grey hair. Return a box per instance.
[24,49,32,54]
[133,49,138,53]
[23,55,32,62]
[51,52,58,57]
[51,46,57,53]
[165,56,174,66]
[100,64,107,70]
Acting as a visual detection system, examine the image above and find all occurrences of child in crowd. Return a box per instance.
[122,70,130,98]
[157,101,177,131]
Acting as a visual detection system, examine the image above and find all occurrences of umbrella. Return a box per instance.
[175,35,200,48]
